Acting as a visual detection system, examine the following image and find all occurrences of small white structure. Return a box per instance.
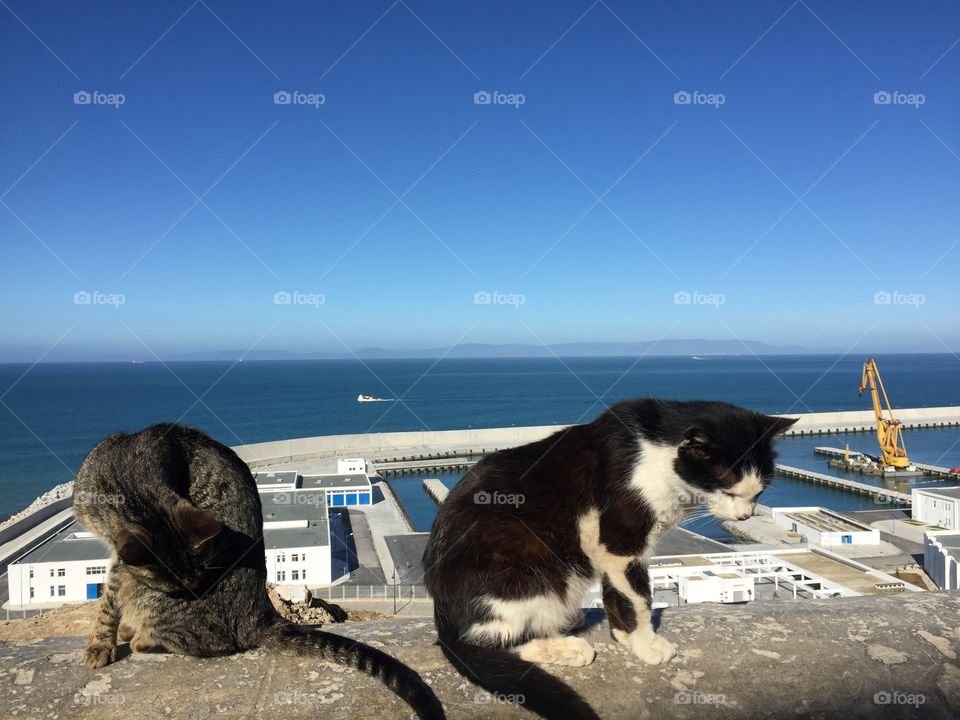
[679,572,755,604]
[772,507,880,546]
[911,487,960,531]
[337,458,367,475]
[923,530,960,590]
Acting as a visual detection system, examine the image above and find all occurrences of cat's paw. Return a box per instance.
[117,624,135,643]
[630,634,677,665]
[84,643,116,669]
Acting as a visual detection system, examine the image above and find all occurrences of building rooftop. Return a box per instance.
[917,486,960,499]
[15,522,109,565]
[254,470,299,486]
[782,509,874,534]
[262,490,330,549]
[301,474,371,490]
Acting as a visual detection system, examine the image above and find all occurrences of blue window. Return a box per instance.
[842,534,852,544]
[86,583,103,599]
[331,493,345,507]
[358,492,370,505]
[346,492,358,506]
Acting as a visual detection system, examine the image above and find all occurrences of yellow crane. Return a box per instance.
[858,358,910,469]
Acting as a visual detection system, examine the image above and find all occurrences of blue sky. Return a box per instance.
[1,0,958,360]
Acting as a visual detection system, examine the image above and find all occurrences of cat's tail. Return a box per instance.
[262,621,444,720]
[436,633,599,720]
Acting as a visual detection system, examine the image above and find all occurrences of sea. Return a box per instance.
[2,353,958,541]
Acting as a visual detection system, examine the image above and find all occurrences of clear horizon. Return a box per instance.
[2,1,959,362]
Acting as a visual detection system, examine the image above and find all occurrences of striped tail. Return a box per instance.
[263,621,444,720]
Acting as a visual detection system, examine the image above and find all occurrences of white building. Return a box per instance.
[6,462,375,610]
[678,572,755,604]
[911,487,960,531]
[772,507,880,546]
[584,547,921,608]
[923,530,960,590]
[6,524,109,609]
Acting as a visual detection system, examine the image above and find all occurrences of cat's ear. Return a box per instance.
[760,415,798,437]
[173,499,223,547]
[679,427,716,460]
[116,529,154,567]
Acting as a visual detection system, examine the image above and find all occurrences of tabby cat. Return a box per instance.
[74,423,443,720]
[424,399,797,719]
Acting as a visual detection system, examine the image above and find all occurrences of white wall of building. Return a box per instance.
[912,489,960,530]
[772,507,880,545]
[923,532,960,590]
[7,558,108,608]
[265,544,331,586]
[337,458,366,474]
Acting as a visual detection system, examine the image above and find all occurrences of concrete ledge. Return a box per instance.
[3,592,959,718]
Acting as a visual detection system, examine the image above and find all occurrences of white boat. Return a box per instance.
[357,394,383,402]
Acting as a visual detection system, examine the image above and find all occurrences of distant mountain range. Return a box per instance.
[167,339,808,361]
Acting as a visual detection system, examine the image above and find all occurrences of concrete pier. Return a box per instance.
[422,479,450,505]
[231,406,960,467]
[775,464,912,504]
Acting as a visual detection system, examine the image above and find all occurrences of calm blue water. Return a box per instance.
[1,354,958,524]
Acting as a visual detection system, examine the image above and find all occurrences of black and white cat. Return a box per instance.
[423,399,797,719]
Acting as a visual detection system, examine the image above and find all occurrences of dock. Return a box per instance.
[814,447,957,479]
[423,479,450,505]
[775,464,911,504]
[375,457,478,475]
